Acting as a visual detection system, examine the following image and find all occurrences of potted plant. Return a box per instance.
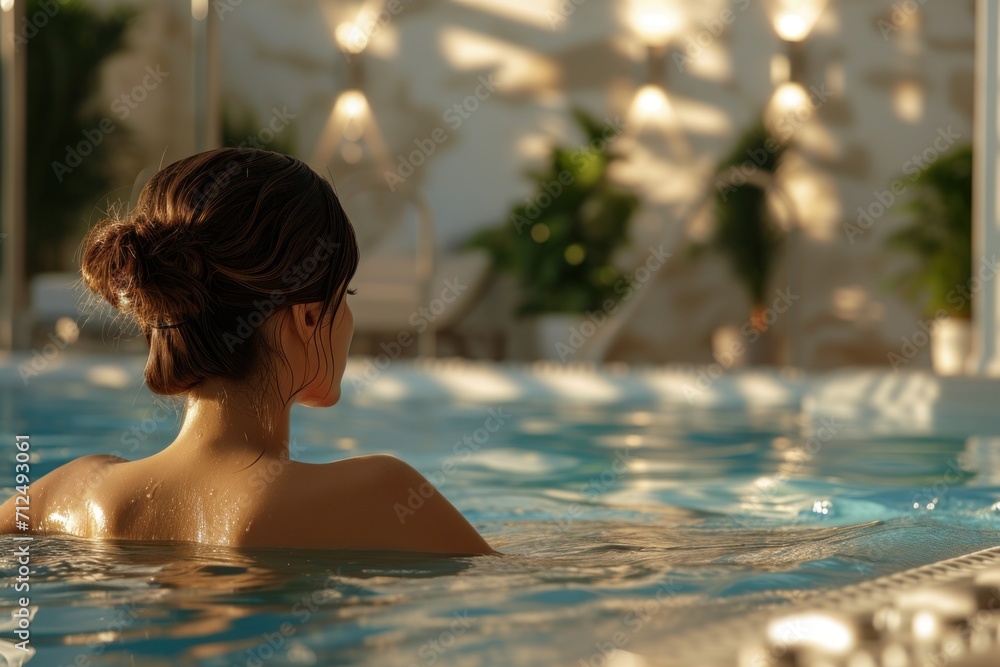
[887,144,973,375]
[465,109,639,360]
[693,117,788,366]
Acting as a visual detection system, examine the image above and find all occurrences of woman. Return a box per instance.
[0,147,495,555]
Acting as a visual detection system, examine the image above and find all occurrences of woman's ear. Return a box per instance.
[288,302,324,344]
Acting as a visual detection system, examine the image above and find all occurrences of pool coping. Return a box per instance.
[2,351,1000,433]
[661,543,1000,666]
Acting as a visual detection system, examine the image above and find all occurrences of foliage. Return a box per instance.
[886,144,973,318]
[221,102,297,155]
[464,109,639,316]
[694,117,788,305]
[19,0,134,275]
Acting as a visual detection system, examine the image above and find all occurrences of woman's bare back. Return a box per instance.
[2,452,495,555]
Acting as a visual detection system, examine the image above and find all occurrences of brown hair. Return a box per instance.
[81,147,359,398]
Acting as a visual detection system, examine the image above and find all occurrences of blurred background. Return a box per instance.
[0,0,984,371]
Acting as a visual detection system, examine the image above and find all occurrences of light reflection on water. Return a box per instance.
[1,381,1000,665]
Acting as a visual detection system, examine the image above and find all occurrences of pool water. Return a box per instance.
[3,372,1000,666]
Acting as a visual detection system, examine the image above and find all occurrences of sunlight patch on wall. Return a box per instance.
[796,123,841,161]
[781,166,842,240]
[893,81,924,123]
[681,42,732,82]
[450,0,567,30]
[669,96,731,136]
[439,26,559,91]
[516,133,556,161]
[832,286,885,323]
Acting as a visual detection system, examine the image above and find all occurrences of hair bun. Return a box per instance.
[81,213,212,328]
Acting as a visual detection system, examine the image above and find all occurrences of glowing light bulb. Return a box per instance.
[337,90,368,120]
[633,85,668,116]
[775,12,809,41]
[336,22,368,54]
[770,0,827,42]
[630,1,681,46]
[772,82,809,113]
[1,0,15,12]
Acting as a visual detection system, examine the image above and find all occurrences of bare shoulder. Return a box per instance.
[40,454,129,491]
[0,454,127,534]
[269,454,496,555]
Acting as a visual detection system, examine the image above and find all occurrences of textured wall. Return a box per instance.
[86,0,976,367]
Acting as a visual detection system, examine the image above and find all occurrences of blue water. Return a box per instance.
[2,373,1000,666]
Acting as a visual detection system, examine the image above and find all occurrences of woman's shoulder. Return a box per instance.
[0,454,128,535]
[269,454,495,554]
[31,453,128,496]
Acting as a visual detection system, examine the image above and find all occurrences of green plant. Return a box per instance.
[465,109,639,316]
[694,117,788,308]
[221,102,297,155]
[886,144,973,318]
[20,0,134,275]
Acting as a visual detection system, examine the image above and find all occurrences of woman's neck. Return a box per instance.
[168,378,292,463]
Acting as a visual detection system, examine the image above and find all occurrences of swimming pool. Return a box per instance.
[2,356,1000,666]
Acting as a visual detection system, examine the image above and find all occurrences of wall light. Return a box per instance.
[336,21,369,55]
[766,0,826,130]
[333,89,370,163]
[634,84,668,116]
[328,11,373,164]
[629,0,682,48]
[628,1,682,121]
[769,0,826,43]
[336,89,369,123]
